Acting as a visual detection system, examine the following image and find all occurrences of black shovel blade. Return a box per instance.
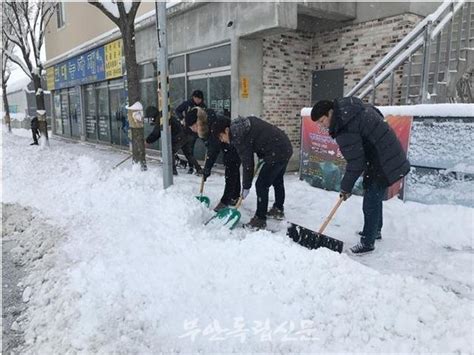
[287,223,344,253]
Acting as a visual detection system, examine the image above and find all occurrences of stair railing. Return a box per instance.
[346,0,467,104]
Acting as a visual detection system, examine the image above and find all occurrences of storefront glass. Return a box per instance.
[84,85,97,141]
[96,83,110,142]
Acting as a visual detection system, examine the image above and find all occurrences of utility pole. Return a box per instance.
[155,1,173,188]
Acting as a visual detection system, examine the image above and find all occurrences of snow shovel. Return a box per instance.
[204,196,242,229]
[287,197,344,253]
[203,160,264,229]
[195,176,210,207]
[112,154,132,169]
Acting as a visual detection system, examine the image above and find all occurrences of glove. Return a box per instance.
[202,169,211,181]
[241,188,250,200]
[340,190,352,201]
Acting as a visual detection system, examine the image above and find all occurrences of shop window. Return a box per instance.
[139,62,157,80]
[169,56,185,75]
[169,77,185,114]
[140,80,158,111]
[187,45,230,72]
[209,76,231,116]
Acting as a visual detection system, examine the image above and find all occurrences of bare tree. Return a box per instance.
[2,0,56,141]
[88,0,146,170]
[1,3,13,133]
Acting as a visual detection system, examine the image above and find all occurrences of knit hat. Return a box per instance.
[191,90,204,100]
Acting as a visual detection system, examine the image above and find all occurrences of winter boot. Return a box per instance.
[358,231,382,240]
[350,242,375,255]
[173,166,178,176]
[194,167,203,176]
[267,207,285,220]
[213,201,228,212]
[243,216,266,230]
[187,167,194,174]
[30,142,39,146]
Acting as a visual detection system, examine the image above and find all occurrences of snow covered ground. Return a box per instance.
[2,128,473,353]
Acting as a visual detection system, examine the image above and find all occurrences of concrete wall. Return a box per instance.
[354,2,439,23]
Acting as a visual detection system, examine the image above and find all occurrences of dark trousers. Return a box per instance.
[221,159,241,205]
[32,128,40,144]
[184,130,198,169]
[361,180,386,246]
[255,161,288,220]
[172,134,201,171]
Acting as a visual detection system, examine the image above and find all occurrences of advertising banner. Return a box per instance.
[300,111,412,200]
[47,39,123,91]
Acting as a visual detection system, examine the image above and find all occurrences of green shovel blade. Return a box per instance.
[206,207,241,230]
[196,195,210,208]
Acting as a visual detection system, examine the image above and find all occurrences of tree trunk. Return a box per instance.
[2,79,11,133]
[122,21,146,170]
[32,72,49,142]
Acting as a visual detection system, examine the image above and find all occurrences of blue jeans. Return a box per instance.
[361,181,386,246]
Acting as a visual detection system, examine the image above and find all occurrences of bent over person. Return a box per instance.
[212,116,293,230]
[311,97,410,255]
[185,107,241,212]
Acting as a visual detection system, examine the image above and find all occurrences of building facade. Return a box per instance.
[44,1,438,162]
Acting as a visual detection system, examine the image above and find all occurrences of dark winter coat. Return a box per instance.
[30,116,39,130]
[329,97,411,192]
[200,111,240,174]
[145,116,186,147]
[174,99,207,120]
[230,116,293,189]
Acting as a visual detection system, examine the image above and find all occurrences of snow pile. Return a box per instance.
[2,131,473,353]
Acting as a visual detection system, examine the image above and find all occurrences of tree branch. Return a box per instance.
[3,48,32,79]
[129,1,141,20]
[88,1,120,27]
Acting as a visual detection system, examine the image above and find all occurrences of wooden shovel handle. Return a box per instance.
[199,177,205,195]
[199,150,208,195]
[318,197,344,234]
[235,196,243,209]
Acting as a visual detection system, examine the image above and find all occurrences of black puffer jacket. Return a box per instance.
[202,112,240,174]
[329,97,410,192]
[146,116,185,145]
[230,116,293,189]
[175,99,206,120]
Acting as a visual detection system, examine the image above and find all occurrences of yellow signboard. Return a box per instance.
[105,39,123,79]
[241,77,249,98]
[46,67,55,91]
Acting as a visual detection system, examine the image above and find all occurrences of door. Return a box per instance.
[96,83,110,142]
[68,87,81,138]
[109,80,127,146]
[60,91,70,136]
[84,85,97,141]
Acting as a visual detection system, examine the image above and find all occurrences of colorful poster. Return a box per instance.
[300,112,413,200]
[105,39,123,79]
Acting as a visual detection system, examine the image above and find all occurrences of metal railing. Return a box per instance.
[347,0,472,104]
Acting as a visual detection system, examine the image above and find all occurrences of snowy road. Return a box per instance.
[2,129,473,353]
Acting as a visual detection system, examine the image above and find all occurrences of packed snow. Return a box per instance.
[301,104,474,118]
[2,128,473,353]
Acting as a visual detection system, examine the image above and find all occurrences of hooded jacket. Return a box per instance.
[230,116,293,189]
[329,97,410,192]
